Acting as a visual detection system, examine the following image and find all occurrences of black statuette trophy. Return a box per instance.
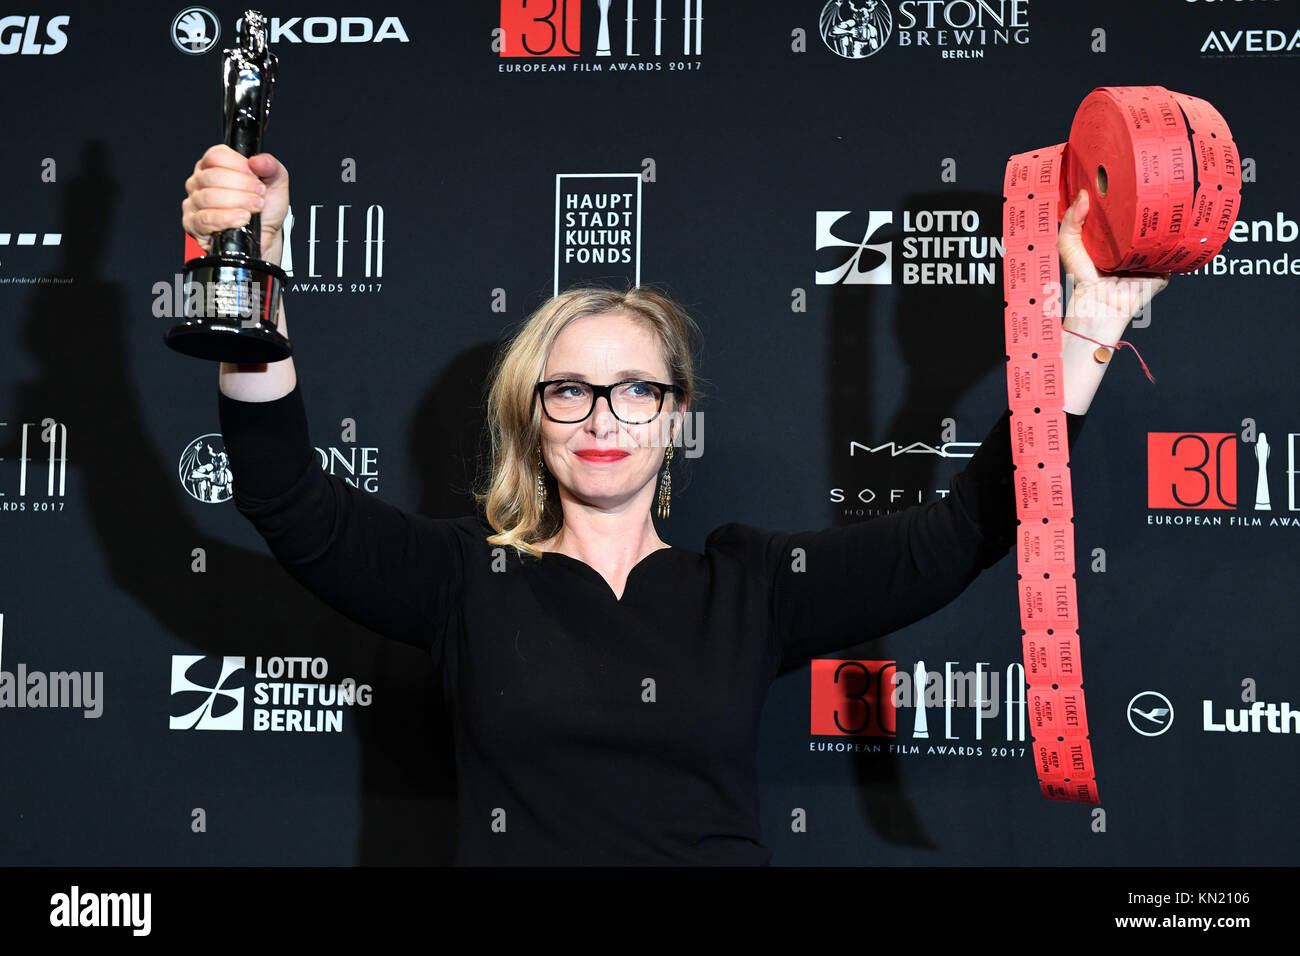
[165,9,291,363]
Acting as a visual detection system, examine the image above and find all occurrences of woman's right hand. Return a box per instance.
[182,145,290,264]
[186,145,299,396]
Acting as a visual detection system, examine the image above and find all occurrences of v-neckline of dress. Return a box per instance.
[541,545,677,603]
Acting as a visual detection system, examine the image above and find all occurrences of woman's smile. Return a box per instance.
[574,449,631,462]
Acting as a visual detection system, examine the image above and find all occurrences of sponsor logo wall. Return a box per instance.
[0,0,1294,869]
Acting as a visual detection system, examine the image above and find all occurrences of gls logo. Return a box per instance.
[816,211,892,284]
[0,15,69,55]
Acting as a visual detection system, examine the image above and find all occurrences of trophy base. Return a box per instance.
[164,255,292,363]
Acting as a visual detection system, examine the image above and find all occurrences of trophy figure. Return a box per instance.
[912,660,929,739]
[1255,433,1272,511]
[165,10,291,363]
[596,0,612,56]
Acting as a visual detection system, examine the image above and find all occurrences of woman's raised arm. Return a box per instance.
[1058,189,1169,414]
[182,144,297,403]
[709,191,1169,670]
[185,145,463,656]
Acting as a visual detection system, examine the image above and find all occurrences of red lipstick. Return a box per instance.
[575,450,630,462]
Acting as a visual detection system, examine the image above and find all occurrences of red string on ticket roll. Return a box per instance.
[1002,86,1241,803]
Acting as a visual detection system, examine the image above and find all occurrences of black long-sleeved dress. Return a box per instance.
[218,383,1084,865]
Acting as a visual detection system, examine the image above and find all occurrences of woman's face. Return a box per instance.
[539,311,681,516]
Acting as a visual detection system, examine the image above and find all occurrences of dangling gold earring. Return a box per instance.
[535,443,547,509]
[656,439,674,519]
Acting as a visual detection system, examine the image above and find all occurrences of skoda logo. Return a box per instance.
[172,6,220,55]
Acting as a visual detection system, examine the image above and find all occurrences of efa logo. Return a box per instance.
[1147,432,1237,509]
[498,0,702,58]
[0,15,69,55]
[810,659,897,736]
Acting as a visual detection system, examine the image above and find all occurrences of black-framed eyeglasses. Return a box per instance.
[535,379,678,424]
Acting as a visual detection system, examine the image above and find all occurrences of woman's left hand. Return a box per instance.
[1055,189,1171,414]
[1057,189,1171,340]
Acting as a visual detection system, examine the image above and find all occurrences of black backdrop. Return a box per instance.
[1,0,1296,868]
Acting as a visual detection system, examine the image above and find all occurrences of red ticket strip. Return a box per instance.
[1002,87,1240,803]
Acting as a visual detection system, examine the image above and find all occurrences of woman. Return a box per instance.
[184,146,1168,865]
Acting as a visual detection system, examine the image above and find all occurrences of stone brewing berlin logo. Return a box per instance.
[820,0,893,59]
[179,433,233,504]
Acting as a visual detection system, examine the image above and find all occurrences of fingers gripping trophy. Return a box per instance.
[165,10,291,363]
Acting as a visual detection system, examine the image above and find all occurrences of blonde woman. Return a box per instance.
[185,145,1166,864]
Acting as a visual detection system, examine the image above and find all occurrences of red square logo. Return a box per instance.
[810,659,896,736]
[1147,432,1237,509]
[500,0,581,57]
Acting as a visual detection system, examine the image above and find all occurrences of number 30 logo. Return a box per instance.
[810,660,897,736]
[1147,432,1237,509]
[499,0,581,57]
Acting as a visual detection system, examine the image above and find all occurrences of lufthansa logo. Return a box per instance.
[1127,691,1174,737]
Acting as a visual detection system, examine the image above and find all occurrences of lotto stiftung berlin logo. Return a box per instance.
[170,655,245,730]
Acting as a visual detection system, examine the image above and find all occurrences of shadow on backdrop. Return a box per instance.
[820,190,1004,852]
[6,141,511,865]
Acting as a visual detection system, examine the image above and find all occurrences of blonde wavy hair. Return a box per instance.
[474,285,703,558]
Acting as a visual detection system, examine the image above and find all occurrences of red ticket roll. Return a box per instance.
[1002,87,1241,803]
